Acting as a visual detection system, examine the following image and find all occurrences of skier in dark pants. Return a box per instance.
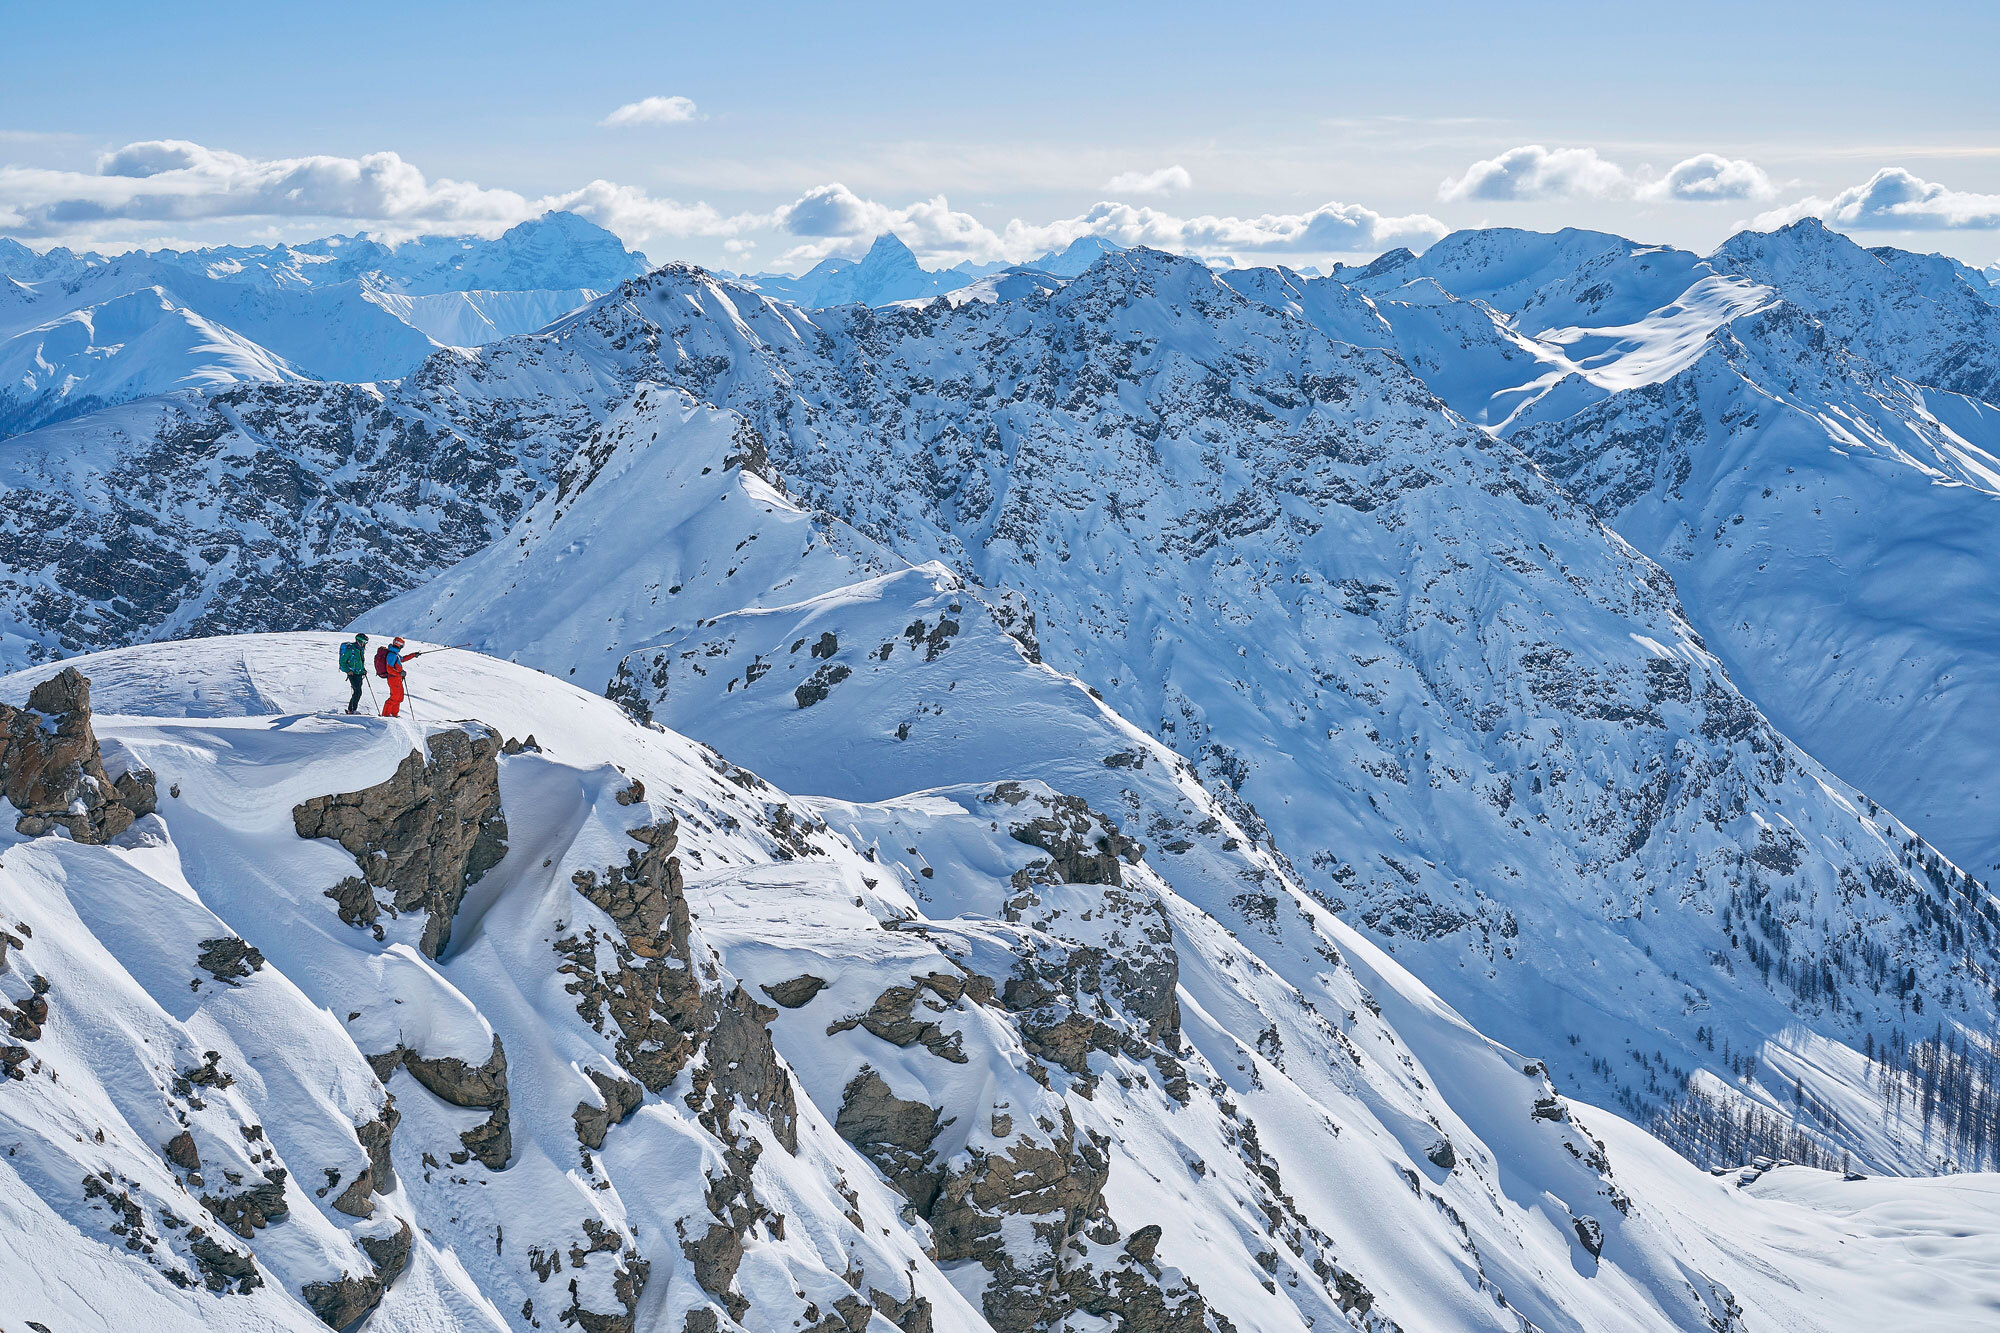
[339,633,370,714]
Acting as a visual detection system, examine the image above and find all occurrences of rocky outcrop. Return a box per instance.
[928,1109,1111,1332]
[326,1101,401,1218]
[761,974,828,1008]
[371,1036,511,1171]
[795,662,852,708]
[570,818,685,949]
[0,668,156,843]
[558,820,798,1153]
[1058,1236,1215,1333]
[195,937,265,987]
[293,725,508,958]
[826,977,968,1064]
[200,1169,290,1239]
[549,813,814,1322]
[300,1219,413,1328]
[573,1068,644,1151]
[163,1131,201,1172]
[990,784,1138,887]
[835,1068,947,1213]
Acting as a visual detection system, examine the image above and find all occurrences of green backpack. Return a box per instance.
[339,641,364,673]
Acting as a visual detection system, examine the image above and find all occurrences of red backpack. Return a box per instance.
[373,646,391,679]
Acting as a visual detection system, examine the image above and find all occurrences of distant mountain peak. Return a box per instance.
[1030,234,1127,277]
[861,231,918,261]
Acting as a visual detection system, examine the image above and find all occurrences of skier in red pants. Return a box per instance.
[376,636,423,716]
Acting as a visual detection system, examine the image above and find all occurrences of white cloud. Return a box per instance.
[772,183,1003,263]
[1753,167,2000,231]
[0,139,743,245]
[1011,200,1446,257]
[1440,144,1627,202]
[1104,165,1193,196]
[1639,153,1776,202]
[599,96,700,128]
[770,182,1444,267]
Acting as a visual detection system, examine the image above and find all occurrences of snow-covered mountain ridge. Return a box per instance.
[0,213,647,436]
[6,634,2000,1333]
[6,223,2000,1183]
[1212,221,2000,892]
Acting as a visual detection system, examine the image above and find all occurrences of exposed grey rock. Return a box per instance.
[187,1228,262,1293]
[301,1219,413,1328]
[573,1068,643,1151]
[827,980,967,1064]
[835,1068,946,1213]
[795,662,852,708]
[293,725,508,958]
[1124,1224,1162,1266]
[356,1101,399,1196]
[195,937,265,986]
[376,1035,511,1170]
[0,669,155,843]
[556,822,799,1154]
[1425,1137,1457,1170]
[360,1221,414,1287]
[994,786,1138,887]
[1059,1247,1215,1333]
[570,819,683,946]
[760,973,828,1008]
[1573,1214,1604,1258]
[163,1131,201,1172]
[200,1168,289,1239]
[302,1272,382,1328]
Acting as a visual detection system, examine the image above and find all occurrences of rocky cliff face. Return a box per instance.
[294,724,509,958]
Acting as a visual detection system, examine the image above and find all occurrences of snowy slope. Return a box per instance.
[360,286,610,347]
[1223,220,2000,901]
[7,635,2000,1332]
[1711,219,2000,403]
[567,255,2000,1171]
[1343,221,2000,894]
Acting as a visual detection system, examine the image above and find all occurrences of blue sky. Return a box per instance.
[4,0,1997,270]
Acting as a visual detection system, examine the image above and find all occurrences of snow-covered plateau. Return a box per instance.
[1,214,1999,1331]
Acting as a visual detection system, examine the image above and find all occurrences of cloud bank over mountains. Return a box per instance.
[1,124,1994,271]
[1440,144,1778,203]
[1753,165,2000,230]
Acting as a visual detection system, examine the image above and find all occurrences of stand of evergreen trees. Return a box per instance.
[1650,1024,2000,1173]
